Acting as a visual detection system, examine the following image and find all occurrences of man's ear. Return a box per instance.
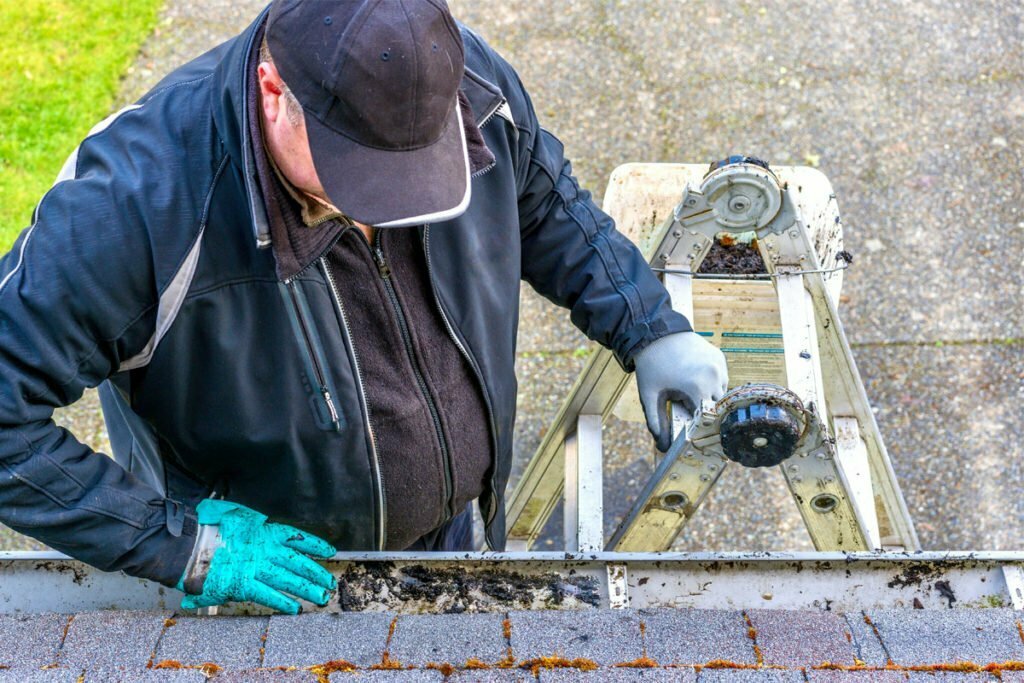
[257,62,285,123]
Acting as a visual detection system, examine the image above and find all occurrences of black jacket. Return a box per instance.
[0,9,690,587]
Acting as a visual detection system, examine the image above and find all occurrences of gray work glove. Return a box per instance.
[635,331,729,452]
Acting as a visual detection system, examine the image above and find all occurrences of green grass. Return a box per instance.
[0,0,163,252]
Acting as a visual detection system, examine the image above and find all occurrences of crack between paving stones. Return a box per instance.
[50,614,75,668]
[145,614,176,669]
[861,612,895,666]
[257,616,270,668]
[841,613,869,667]
[742,611,765,667]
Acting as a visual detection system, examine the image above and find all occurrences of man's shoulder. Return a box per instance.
[457,24,535,131]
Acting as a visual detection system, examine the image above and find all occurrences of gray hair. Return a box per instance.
[259,36,303,127]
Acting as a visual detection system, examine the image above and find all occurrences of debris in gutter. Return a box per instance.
[337,562,601,612]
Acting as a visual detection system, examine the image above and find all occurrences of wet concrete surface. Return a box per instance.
[2,1,1021,552]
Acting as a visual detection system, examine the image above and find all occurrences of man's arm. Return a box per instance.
[462,30,729,450]
[489,65,689,369]
[0,113,200,587]
[516,130,692,369]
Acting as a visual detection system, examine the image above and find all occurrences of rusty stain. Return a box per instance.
[163,618,177,628]
[464,658,491,669]
[614,657,659,668]
[1016,621,1024,645]
[426,662,456,676]
[372,653,406,670]
[307,659,358,683]
[699,659,764,671]
[198,662,221,677]
[742,612,764,666]
[150,660,184,670]
[518,656,599,674]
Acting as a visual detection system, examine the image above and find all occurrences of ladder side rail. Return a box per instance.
[806,272,921,550]
[564,414,604,552]
[774,269,871,551]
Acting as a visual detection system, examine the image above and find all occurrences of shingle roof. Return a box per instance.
[1,608,1022,681]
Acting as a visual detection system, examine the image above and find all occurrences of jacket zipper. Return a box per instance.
[320,257,387,551]
[369,232,456,524]
[421,227,501,531]
[283,282,340,429]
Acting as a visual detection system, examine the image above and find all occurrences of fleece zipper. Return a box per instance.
[421,227,501,535]
[367,231,456,525]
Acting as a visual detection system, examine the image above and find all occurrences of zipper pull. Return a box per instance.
[322,388,340,425]
[374,247,391,278]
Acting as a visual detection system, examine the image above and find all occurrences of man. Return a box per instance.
[0,0,727,614]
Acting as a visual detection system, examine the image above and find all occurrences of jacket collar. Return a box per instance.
[210,11,507,250]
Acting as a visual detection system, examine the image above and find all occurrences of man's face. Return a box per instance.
[257,61,330,203]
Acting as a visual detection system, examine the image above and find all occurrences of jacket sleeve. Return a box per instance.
[0,115,200,587]
[508,71,692,371]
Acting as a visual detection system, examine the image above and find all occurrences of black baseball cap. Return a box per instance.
[266,0,470,228]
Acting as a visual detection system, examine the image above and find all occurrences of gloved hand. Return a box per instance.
[176,499,337,615]
[635,331,729,452]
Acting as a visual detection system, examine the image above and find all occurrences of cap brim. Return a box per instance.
[305,100,471,228]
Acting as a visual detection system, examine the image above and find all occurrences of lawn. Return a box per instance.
[0,0,163,252]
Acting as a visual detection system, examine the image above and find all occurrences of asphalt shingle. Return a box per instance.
[746,609,856,667]
[865,609,1024,665]
[640,609,756,666]
[386,613,508,667]
[508,609,643,666]
[0,614,67,668]
[154,615,268,669]
[58,610,170,671]
[262,613,394,668]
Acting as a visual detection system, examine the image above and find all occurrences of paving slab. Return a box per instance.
[59,610,170,671]
[697,669,806,683]
[841,614,890,668]
[0,669,81,683]
[541,667,696,681]
[865,609,1024,665]
[508,609,643,666]
[450,670,537,682]
[639,609,756,666]
[387,613,508,667]
[808,673,995,682]
[263,613,395,669]
[746,609,856,667]
[327,672,444,682]
[154,615,268,669]
[0,614,67,668]
[217,670,318,682]
[83,669,208,683]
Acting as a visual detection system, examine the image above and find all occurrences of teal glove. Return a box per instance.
[175,499,337,615]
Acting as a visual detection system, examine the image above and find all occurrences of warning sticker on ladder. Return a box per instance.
[719,332,786,387]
